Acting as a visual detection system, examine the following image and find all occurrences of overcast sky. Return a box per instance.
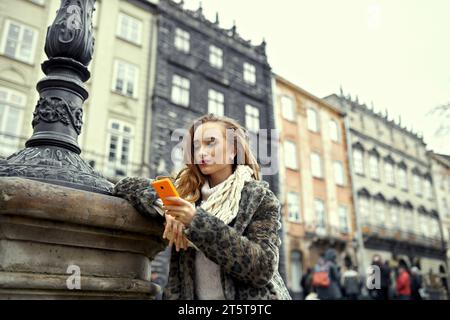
[183,0,450,154]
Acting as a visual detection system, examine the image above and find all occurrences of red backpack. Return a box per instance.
[312,263,330,288]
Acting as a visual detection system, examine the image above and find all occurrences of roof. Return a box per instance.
[273,73,346,117]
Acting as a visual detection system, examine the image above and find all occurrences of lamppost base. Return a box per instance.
[0,146,113,195]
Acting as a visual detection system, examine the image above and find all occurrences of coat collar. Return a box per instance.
[232,179,268,234]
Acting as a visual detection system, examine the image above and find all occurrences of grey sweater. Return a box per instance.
[194,180,226,300]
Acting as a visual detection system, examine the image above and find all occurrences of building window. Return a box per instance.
[374,200,385,227]
[358,196,371,224]
[112,60,139,98]
[413,173,422,196]
[171,74,190,107]
[390,205,399,229]
[209,45,223,69]
[310,152,323,178]
[430,219,439,238]
[413,210,421,236]
[307,108,319,132]
[398,166,408,190]
[369,154,380,180]
[171,145,184,174]
[284,140,298,170]
[333,161,345,186]
[106,120,133,177]
[280,95,296,121]
[329,119,340,143]
[243,62,256,85]
[385,161,395,186]
[443,198,449,217]
[0,20,38,64]
[287,192,301,222]
[208,89,224,116]
[117,13,142,45]
[338,206,349,234]
[314,199,326,229]
[0,87,26,157]
[424,178,433,200]
[174,28,190,53]
[403,207,414,234]
[398,206,406,232]
[419,215,429,237]
[245,104,260,133]
[353,149,364,175]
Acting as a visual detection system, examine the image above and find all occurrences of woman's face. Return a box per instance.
[193,122,235,176]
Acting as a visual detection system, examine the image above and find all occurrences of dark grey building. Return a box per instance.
[149,0,278,194]
[149,0,285,294]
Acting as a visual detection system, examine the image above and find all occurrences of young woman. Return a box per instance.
[114,114,291,300]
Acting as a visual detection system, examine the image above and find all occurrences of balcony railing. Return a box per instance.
[360,222,444,248]
[304,223,351,242]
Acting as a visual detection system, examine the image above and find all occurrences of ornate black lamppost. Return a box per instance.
[0,0,165,299]
[0,0,112,194]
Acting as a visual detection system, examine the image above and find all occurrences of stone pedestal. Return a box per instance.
[0,177,167,299]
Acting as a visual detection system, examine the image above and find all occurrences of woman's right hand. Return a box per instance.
[163,213,189,252]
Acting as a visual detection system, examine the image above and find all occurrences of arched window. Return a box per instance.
[0,86,26,157]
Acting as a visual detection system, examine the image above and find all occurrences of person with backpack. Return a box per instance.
[312,249,343,300]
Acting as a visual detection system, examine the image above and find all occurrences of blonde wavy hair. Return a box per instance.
[156,114,261,204]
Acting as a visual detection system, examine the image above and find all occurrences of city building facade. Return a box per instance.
[325,93,447,281]
[430,152,450,281]
[274,75,356,299]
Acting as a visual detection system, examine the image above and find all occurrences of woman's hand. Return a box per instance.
[163,197,196,227]
[163,213,189,252]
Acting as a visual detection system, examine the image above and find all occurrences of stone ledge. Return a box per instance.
[0,177,168,299]
[0,177,166,236]
[0,271,159,300]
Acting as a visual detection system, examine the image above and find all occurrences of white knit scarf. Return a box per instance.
[198,164,254,225]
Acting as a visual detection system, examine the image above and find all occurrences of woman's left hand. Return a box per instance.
[163,197,196,227]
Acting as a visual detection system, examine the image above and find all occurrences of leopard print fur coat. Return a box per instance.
[113,177,291,300]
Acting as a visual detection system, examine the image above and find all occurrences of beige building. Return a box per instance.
[0,0,159,180]
[325,93,447,281]
[274,75,356,299]
[430,152,450,277]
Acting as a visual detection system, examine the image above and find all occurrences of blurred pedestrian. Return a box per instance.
[313,249,342,300]
[368,254,390,300]
[341,265,362,300]
[396,263,411,300]
[301,268,313,299]
[410,266,423,300]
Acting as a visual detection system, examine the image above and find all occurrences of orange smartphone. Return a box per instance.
[150,178,180,206]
